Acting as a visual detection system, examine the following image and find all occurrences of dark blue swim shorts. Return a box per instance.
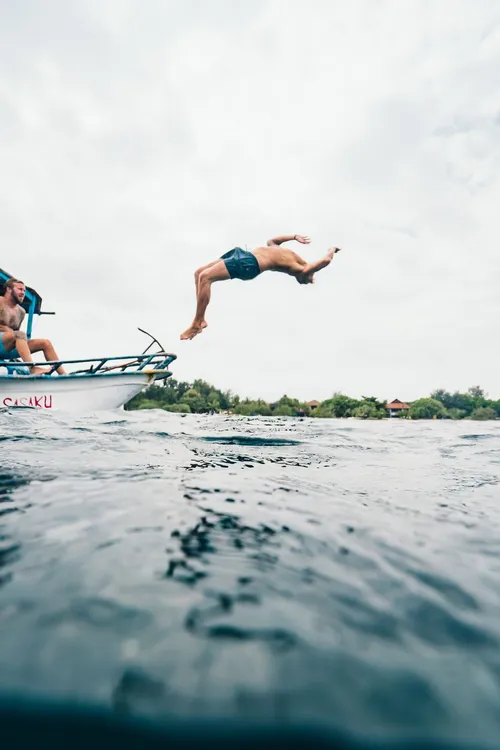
[0,332,19,360]
[220,247,261,281]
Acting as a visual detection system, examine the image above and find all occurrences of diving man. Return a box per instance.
[181,234,341,340]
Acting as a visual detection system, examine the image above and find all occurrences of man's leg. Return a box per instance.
[181,261,230,340]
[194,259,221,328]
[3,334,47,375]
[27,338,67,375]
[0,331,18,358]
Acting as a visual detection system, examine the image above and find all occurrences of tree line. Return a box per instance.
[126,381,500,420]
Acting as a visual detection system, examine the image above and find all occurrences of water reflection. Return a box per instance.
[0,470,29,587]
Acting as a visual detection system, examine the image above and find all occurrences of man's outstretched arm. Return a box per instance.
[266,234,311,247]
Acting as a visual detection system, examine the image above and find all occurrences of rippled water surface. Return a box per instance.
[1,410,500,748]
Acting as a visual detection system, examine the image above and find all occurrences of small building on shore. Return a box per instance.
[307,400,320,411]
[387,399,410,418]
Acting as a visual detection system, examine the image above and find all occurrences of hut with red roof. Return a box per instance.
[386,398,410,418]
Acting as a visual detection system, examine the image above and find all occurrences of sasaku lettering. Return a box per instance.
[2,395,53,408]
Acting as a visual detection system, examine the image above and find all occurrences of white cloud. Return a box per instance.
[1,0,499,401]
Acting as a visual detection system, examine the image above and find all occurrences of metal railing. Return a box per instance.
[0,352,177,380]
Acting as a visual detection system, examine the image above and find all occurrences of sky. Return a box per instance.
[1,0,499,402]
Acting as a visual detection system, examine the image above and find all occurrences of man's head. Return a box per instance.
[296,273,315,285]
[5,278,26,305]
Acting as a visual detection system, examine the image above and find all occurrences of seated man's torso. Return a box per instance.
[0,297,25,332]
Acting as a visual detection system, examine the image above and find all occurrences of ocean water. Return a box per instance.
[1,409,500,749]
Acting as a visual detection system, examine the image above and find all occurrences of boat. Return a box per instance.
[0,268,177,412]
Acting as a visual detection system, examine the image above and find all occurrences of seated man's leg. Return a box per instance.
[1,332,46,374]
[0,331,19,359]
[27,338,67,375]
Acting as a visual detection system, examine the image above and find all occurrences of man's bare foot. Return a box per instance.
[180,325,204,341]
[29,366,49,375]
[201,321,208,330]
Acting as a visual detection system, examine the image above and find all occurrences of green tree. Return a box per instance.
[354,401,383,419]
[446,408,467,420]
[273,404,294,417]
[165,402,191,413]
[190,379,232,411]
[469,406,497,421]
[468,385,486,400]
[272,395,301,410]
[431,388,486,416]
[361,395,387,411]
[168,402,191,414]
[357,396,386,419]
[165,379,191,403]
[219,390,234,410]
[409,398,447,420]
[311,403,333,418]
[182,388,206,413]
[323,393,360,418]
[296,402,312,417]
[137,399,160,410]
[235,399,272,416]
[270,395,312,417]
[431,389,453,408]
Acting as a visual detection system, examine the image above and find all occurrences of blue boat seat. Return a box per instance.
[1,357,30,376]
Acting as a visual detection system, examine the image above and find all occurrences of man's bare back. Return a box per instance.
[180,234,341,340]
[252,244,336,281]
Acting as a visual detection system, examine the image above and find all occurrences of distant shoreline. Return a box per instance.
[126,380,499,421]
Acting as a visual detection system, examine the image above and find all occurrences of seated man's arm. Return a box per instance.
[18,308,26,337]
[0,302,26,338]
[0,325,27,341]
[267,234,311,246]
[0,300,9,333]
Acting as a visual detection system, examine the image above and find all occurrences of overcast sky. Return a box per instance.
[1,0,499,402]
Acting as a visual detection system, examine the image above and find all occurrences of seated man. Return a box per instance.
[181,233,341,340]
[0,278,66,375]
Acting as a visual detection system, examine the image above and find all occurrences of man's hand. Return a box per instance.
[267,233,311,247]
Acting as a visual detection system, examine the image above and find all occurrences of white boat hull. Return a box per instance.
[0,371,156,412]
